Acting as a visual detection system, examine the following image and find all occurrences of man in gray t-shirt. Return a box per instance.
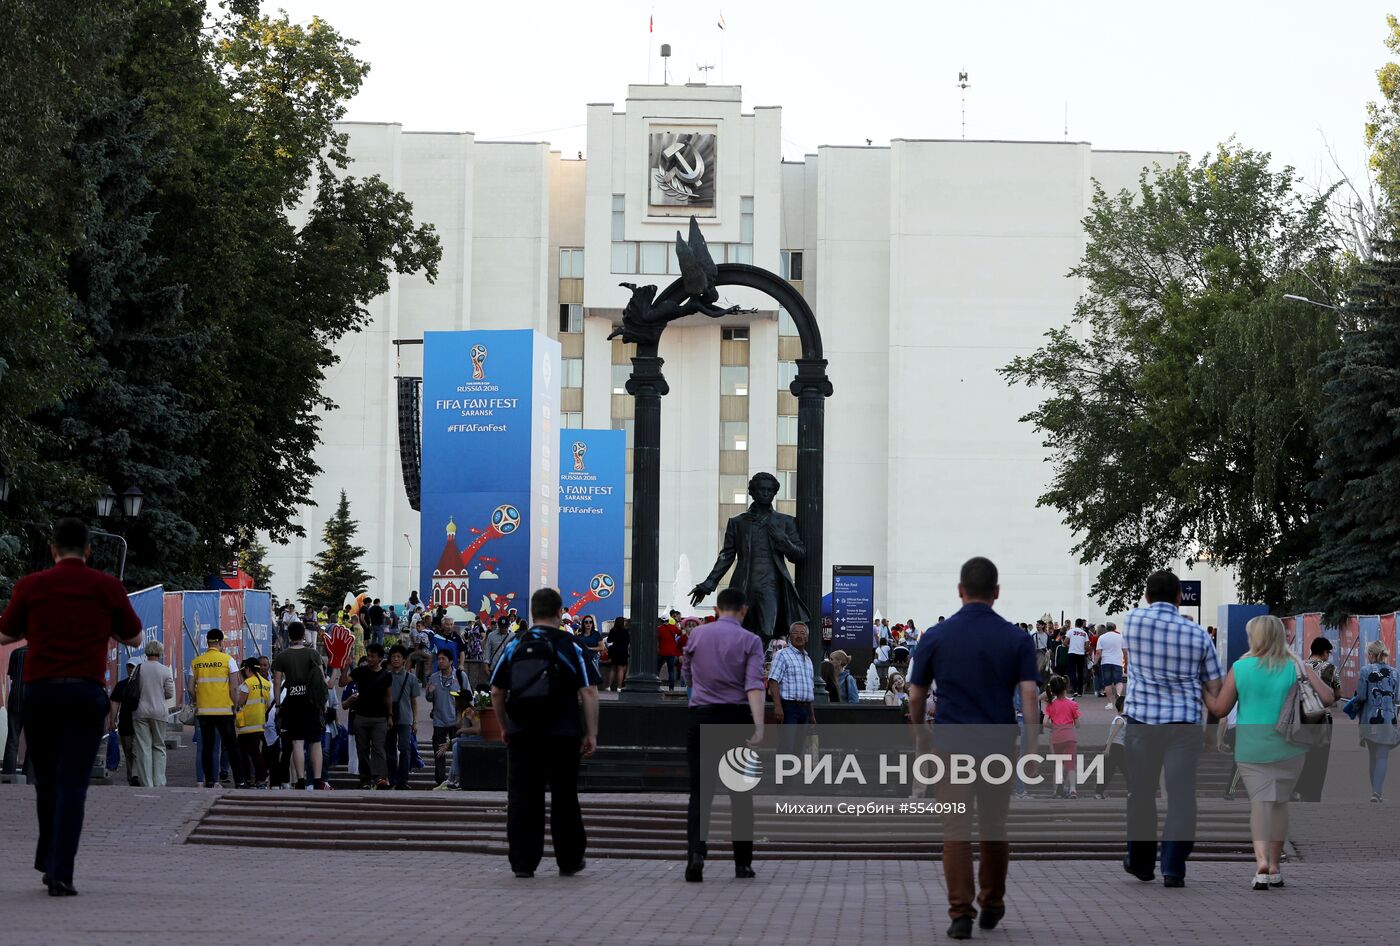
[385,646,422,789]
[425,651,466,786]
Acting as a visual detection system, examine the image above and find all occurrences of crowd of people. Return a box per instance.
[2,518,1399,925]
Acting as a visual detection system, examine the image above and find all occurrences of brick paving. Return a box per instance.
[0,783,1395,945]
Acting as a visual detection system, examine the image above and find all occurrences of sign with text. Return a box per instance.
[1179,580,1202,608]
[421,329,561,621]
[831,566,875,650]
[558,428,625,622]
[111,585,164,685]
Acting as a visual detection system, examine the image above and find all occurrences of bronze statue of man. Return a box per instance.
[690,472,809,640]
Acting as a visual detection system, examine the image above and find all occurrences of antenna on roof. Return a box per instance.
[697,63,715,82]
[1064,100,1069,140]
[957,71,970,140]
[660,43,671,85]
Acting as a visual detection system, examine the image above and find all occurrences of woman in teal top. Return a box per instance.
[1206,615,1334,891]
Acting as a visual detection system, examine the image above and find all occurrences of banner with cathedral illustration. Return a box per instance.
[421,330,560,621]
[557,428,626,623]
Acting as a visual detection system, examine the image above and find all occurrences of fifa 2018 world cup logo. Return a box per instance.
[567,573,615,618]
[470,344,488,381]
[572,440,587,472]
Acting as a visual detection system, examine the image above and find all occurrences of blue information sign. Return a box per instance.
[831,565,875,649]
[558,429,626,623]
[1180,580,1202,608]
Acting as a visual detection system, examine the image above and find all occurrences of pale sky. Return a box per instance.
[274,0,1394,192]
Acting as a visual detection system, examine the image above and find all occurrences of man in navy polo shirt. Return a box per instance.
[908,557,1039,941]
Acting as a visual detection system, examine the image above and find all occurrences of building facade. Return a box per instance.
[267,82,1237,623]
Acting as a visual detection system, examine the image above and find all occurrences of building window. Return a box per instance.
[719,474,749,505]
[611,196,625,237]
[780,250,803,281]
[737,196,754,263]
[611,242,636,274]
[778,361,797,390]
[778,470,797,499]
[560,247,585,278]
[667,241,680,274]
[732,243,753,264]
[778,306,799,337]
[722,421,749,451]
[562,412,582,429]
[611,417,634,448]
[721,365,749,397]
[558,303,583,334]
[561,357,584,388]
[722,326,749,341]
[640,242,667,274]
[777,415,797,446]
[611,364,631,395]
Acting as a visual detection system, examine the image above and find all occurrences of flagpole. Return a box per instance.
[648,8,654,83]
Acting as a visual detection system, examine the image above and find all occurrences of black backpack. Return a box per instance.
[503,628,571,728]
[120,664,143,718]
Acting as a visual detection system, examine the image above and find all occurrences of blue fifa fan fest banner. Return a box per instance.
[111,585,165,685]
[421,329,561,622]
[243,589,274,660]
[1217,603,1269,669]
[181,590,222,685]
[831,565,875,649]
[557,428,625,621]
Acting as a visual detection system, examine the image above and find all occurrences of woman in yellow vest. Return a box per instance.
[235,656,272,789]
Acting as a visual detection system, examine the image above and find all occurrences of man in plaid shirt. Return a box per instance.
[768,622,817,757]
[1121,570,1224,888]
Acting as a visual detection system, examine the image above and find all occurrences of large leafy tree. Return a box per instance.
[1295,243,1400,622]
[1002,145,1345,612]
[299,491,372,613]
[0,1,439,590]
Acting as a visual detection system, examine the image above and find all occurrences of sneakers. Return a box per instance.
[1371,792,1383,803]
[1268,872,1283,888]
[316,780,334,791]
[374,779,390,791]
[1252,872,1269,891]
[432,781,454,792]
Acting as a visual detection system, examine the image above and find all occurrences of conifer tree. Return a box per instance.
[298,491,371,613]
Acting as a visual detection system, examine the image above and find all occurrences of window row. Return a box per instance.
[610,240,753,275]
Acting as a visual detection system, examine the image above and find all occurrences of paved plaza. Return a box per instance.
[0,781,1394,946]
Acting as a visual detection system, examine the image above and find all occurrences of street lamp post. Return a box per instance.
[95,483,144,581]
[1282,293,1343,312]
[403,532,415,599]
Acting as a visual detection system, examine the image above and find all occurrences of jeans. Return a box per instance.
[238,733,267,785]
[1067,654,1086,693]
[386,722,413,787]
[1368,741,1394,796]
[131,716,167,787]
[193,722,231,783]
[686,703,754,867]
[197,715,245,787]
[24,680,108,885]
[451,735,484,784]
[506,733,585,873]
[353,716,388,782]
[1125,722,1202,880]
[1096,743,1127,796]
[658,655,678,689]
[778,700,811,757]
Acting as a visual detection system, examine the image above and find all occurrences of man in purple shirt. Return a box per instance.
[682,587,765,883]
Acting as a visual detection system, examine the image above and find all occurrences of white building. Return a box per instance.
[268,82,1237,624]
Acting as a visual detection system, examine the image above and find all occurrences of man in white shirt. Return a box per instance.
[1066,621,1090,695]
[1095,622,1126,707]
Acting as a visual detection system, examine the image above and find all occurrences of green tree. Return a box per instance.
[235,528,274,592]
[1295,242,1400,622]
[298,491,371,613]
[1001,144,1345,612]
[1366,14,1400,205]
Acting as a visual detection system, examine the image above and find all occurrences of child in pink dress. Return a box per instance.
[1043,675,1081,798]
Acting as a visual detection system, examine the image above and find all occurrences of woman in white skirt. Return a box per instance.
[1206,615,1334,890]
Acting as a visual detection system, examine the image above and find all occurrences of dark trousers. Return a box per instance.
[24,680,108,885]
[198,715,245,787]
[1294,730,1332,802]
[505,733,585,873]
[2,703,24,773]
[778,700,811,757]
[658,655,678,688]
[686,703,755,867]
[385,723,412,787]
[1067,654,1086,693]
[1125,722,1202,880]
[237,733,267,785]
[433,725,454,784]
[353,715,387,782]
[938,759,1014,921]
[1096,743,1127,795]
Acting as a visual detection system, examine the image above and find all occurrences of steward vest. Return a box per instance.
[192,649,236,715]
[237,672,272,734]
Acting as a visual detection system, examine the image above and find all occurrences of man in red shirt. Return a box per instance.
[0,518,143,896]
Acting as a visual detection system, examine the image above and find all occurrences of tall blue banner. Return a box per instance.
[243,590,274,660]
[114,585,164,682]
[831,565,875,649]
[182,589,221,684]
[558,428,625,622]
[421,329,560,622]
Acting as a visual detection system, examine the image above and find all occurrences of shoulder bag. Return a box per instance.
[1277,655,1330,748]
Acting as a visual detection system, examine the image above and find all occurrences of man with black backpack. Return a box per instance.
[489,587,600,879]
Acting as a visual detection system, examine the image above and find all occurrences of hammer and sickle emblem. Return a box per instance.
[663,141,705,182]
